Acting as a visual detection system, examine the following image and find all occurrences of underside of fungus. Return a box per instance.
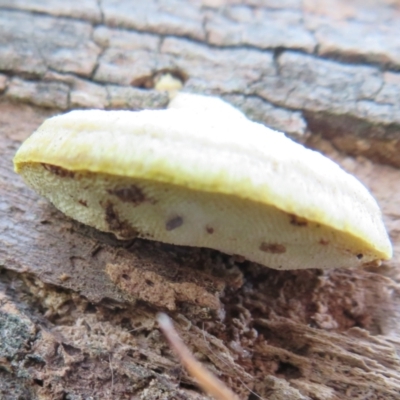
[14,93,392,270]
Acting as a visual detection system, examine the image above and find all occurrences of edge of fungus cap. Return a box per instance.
[13,93,392,270]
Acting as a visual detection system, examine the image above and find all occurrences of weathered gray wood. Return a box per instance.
[1,0,399,157]
[1,1,400,399]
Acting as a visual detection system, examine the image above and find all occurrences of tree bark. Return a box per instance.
[1,1,400,399]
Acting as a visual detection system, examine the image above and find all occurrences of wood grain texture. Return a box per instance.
[0,0,399,158]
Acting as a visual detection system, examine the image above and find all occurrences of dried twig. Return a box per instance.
[157,313,240,400]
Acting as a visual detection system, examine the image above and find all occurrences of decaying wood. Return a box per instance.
[157,313,240,400]
[1,1,400,399]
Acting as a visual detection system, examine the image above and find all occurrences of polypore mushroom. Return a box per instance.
[13,93,392,270]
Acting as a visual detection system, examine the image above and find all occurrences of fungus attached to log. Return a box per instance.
[13,93,392,270]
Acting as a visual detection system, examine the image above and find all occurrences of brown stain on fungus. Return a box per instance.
[104,201,138,239]
[289,214,308,227]
[42,163,75,178]
[206,225,214,234]
[319,239,329,245]
[78,199,88,207]
[260,242,286,254]
[107,185,151,205]
[357,253,364,259]
[166,216,183,231]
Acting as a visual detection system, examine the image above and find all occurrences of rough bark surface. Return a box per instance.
[1,1,400,399]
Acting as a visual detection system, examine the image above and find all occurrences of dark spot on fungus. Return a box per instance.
[104,201,138,239]
[107,185,151,205]
[42,163,75,178]
[145,279,154,287]
[206,225,214,234]
[78,199,88,207]
[357,253,364,259]
[319,239,329,245]
[259,242,286,254]
[122,274,129,280]
[166,216,183,231]
[289,214,308,227]
[105,202,118,228]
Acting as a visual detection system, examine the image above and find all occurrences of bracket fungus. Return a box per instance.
[14,93,392,270]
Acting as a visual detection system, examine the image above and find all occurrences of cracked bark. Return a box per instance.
[1,1,400,399]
